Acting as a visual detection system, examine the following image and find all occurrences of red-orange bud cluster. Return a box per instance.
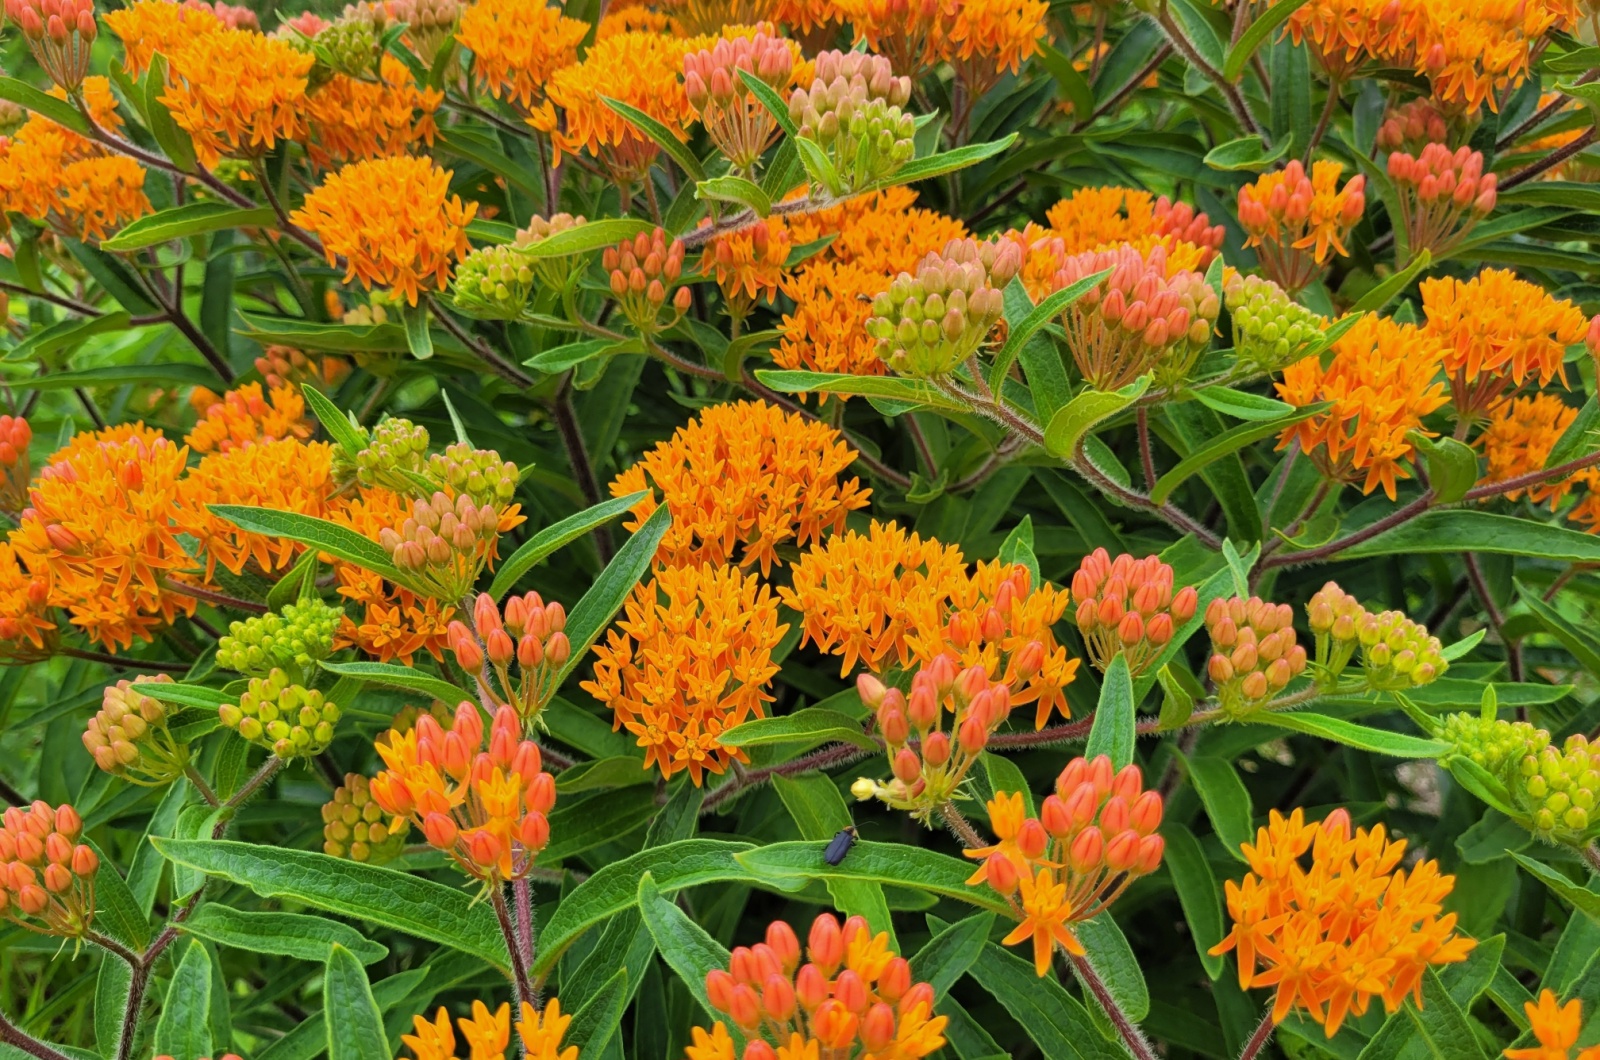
[683,30,796,172]
[604,227,692,335]
[1237,161,1365,293]
[0,414,30,514]
[1387,143,1496,259]
[1069,548,1196,676]
[0,800,98,937]
[447,591,569,724]
[5,0,96,90]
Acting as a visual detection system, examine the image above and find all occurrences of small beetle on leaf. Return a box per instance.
[823,825,858,866]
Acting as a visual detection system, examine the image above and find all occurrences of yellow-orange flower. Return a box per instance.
[583,562,788,785]
[1477,393,1585,508]
[701,217,792,306]
[775,261,887,379]
[291,156,477,306]
[304,56,443,170]
[1421,269,1589,418]
[598,5,676,36]
[611,400,871,573]
[105,0,225,76]
[528,32,697,184]
[174,439,335,580]
[57,157,151,241]
[0,542,56,661]
[454,0,588,110]
[1505,991,1600,1060]
[1210,808,1475,1037]
[159,27,313,168]
[1276,315,1449,500]
[1421,0,1556,115]
[184,382,313,454]
[1237,161,1365,292]
[834,0,1046,88]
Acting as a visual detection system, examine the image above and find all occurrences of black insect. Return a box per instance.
[823,825,859,866]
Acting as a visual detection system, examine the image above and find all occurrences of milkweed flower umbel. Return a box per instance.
[0,415,31,515]
[603,227,693,336]
[965,757,1165,975]
[1387,144,1497,260]
[1069,549,1198,676]
[5,0,96,91]
[159,27,314,168]
[446,591,571,726]
[867,237,1021,378]
[1209,808,1475,1037]
[1224,273,1328,374]
[1440,712,1600,847]
[691,914,948,1060]
[1237,161,1365,293]
[402,998,579,1060]
[83,675,190,785]
[1043,186,1225,264]
[789,50,917,194]
[684,30,798,173]
[291,156,477,306]
[1505,991,1600,1060]
[701,217,792,311]
[322,772,409,864]
[454,0,587,110]
[184,383,313,454]
[0,801,98,938]
[371,703,557,884]
[1306,581,1448,690]
[218,667,342,759]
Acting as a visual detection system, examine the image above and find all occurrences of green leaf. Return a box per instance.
[875,134,1018,189]
[325,944,390,1060]
[96,958,132,1058]
[1085,654,1135,769]
[100,203,276,251]
[911,913,994,1000]
[1257,711,1449,757]
[402,301,434,360]
[1190,385,1295,421]
[1163,825,1227,979]
[488,492,646,600]
[151,839,509,968]
[988,268,1109,390]
[152,938,213,1060]
[735,841,1012,917]
[553,503,672,687]
[637,872,732,1024]
[1338,511,1600,564]
[301,385,367,458]
[1156,664,1199,731]
[696,175,772,217]
[600,96,706,182]
[1035,42,1094,121]
[4,311,136,364]
[1043,376,1152,457]
[557,756,653,794]
[982,750,1035,819]
[752,370,967,410]
[1511,853,1600,924]
[1406,967,1490,1059]
[773,773,895,941]
[1203,135,1291,171]
[135,682,231,711]
[794,136,843,196]
[1224,0,1315,81]
[525,338,636,374]
[997,515,1040,587]
[1408,432,1480,504]
[181,904,389,965]
[736,68,801,140]
[1545,393,1599,470]
[1350,248,1433,313]
[966,942,1126,1060]
[567,968,632,1058]
[1185,755,1253,861]
[717,708,875,751]
[522,219,656,260]
[1150,404,1325,503]
[83,841,151,951]
[1517,581,1600,676]
[1447,757,1519,818]
[255,969,427,1060]
[206,505,410,586]
[534,839,769,977]
[0,77,89,133]
[3,364,223,394]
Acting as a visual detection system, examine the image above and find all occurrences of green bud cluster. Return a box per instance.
[1516,733,1600,843]
[1224,273,1326,373]
[515,213,590,291]
[218,668,342,759]
[215,599,343,679]
[789,63,916,194]
[1305,580,1446,689]
[451,244,538,320]
[312,10,382,79]
[866,238,1022,378]
[1439,712,1548,779]
[82,676,190,786]
[322,773,409,863]
[427,442,519,508]
[340,416,427,491]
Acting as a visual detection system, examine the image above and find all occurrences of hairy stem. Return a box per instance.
[183,764,220,807]
[493,886,536,1008]
[1237,1010,1277,1060]
[938,801,986,850]
[0,1015,72,1060]
[1070,952,1160,1060]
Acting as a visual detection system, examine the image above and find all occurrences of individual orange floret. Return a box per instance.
[584,562,788,786]
[528,31,697,185]
[291,156,477,306]
[1237,161,1365,293]
[1069,548,1198,676]
[1277,315,1449,500]
[1421,269,1589,420]
[611,400,871,574]
[104,0,225,76]
[370,702,556,884]
[173,439,335,580]
[1505,991,1600,1060]
[454,0,588,111]
[327,486,457,664]
[0,801,99,938]
[701,216,793,309]
[304,56,443,170]
[159,27,313,168]
[401,997,579,1060]
[184,382,314,454]
[780,520,968,676]
[693,914,948,1060]
[1210,808,1475,1037]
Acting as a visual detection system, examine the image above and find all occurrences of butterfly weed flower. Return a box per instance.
[693,914,948,1060]
[684,30,798,174]
[370,702,556,884]
[0,415,30,517]
[255,346,351,392]
[1043,186,1225,265]
[966,757,1165,975]
[1277,315,1449,500]
[701,217,793,315]
[1505,990,1600,1060]
[322,773,409,864]
[789,50,917,195]
[447,591,571,726]
[1224,273,1329,375]
[603,227,693,336]
[866,236,1020,378]
[1420,0,1559,115]
[218,667,341,759]
[328,486,458,664]
[82,675,190,785]
[1209,807,1475,1037]
[776,261,892,381]
[0,543,56,663]
[1237,161,1365,293]
[1069,549,1198,677]
[1387,143,1497,260]
[1376,97,1459,155]
[454,0,586,111]
[303,55,442,170]
[1477,394,1600,524]
[611,400,870,573]
[159,27,314,168]
[185,382,314,454]
[174,438,336,580]
[1205,596,1307,718]
[215,598,343,680]
[291,156,477,307]
[5,0,97,92]
[0,801,98,938]
[403,997,578,1060]
[104,0,224,76]
[584,563,788,785]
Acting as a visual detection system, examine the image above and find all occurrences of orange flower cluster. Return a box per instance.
[104,0,224,75]
[1476,394,1600,531]
[159,27,314,168]
[255,346,351,391]
[529,32,697,184]
[1420,269,1589,419]
[185,382,313,454]
[0,543,55,662]
[834,0,1047,91]
[175,439,336,580]
[1237,161,1365,293]
[966,757,1166,975]
[370,702,556,884]
[583,562,788,785]
[0,801,98,938]
[1043,186,1224,263]
[455,0,588,110]
[291,156,477,306]
[0,415,28,516]
[445,591,571,724]
[328,487,456,664]
[304,56,443,170]
[1277,315,1450,500]
[610,400,871,573]
[702,217,793,308]
[1210,808,1474,1037]
[690,915,948,1060]
[403,998,577,1060]
[1506,991,1600,1060]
